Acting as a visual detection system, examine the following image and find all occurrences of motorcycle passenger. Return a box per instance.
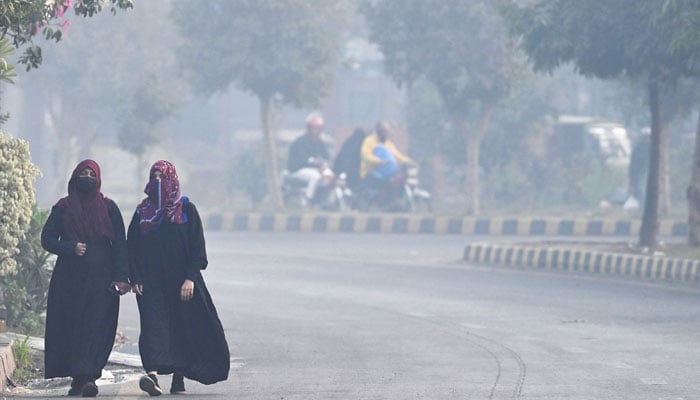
[360,121,415,195]
[333,127,367,193]
[287,114,331,202]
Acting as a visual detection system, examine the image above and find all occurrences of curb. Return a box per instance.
[0,334,15,393]
[463,242,700,283]
[0,333,142,369]
[204,213,689,236]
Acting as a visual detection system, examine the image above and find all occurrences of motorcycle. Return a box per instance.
[354,165,432,212]
[281,158,351,211]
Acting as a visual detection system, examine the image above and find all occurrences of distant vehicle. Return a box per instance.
[281,158,350,211]
[354,166,432,213]
[548,115,631,168]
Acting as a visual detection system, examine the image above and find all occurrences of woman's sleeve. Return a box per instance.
[185,202,208,281]
[41,205,77,256]
[127,211,143,284]
[108,201,129,283]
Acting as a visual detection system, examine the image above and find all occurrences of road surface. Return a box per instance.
[14,232,700,399]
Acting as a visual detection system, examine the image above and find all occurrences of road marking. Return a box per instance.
[640,377,668,385]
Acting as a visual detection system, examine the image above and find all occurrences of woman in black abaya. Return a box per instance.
[128,160,229,396]
[42,159,130,397]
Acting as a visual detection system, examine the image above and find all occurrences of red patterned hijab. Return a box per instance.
[55,159,115,241]
[137,160,185,234]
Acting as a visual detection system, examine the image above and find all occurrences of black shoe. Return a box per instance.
[67,379,85,396]
[80,381,98,397]
[67,386,81,396]
[139,373,162,396]
[170,373,185,394]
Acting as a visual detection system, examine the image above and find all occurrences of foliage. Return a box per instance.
[481,152,626,211]
[362,0,524,214]
[172,0,346,208]
[13,336,31,368]
[363,0,520,110]
[500,0,700,246]
[20,0,185,172]
[11,336,32,382]
[226,143,268,205]
[172,0,342,106]
[117,72,182,158]
[404,79,463,166]
[0,0,133,71]
[665,0,700,57]
[0,37,16,125]
[2,207,51,336]
[0,132,38,276]
[499,0,697,81]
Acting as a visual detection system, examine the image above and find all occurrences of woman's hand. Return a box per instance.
[132,284,144,296]
[113,281,131,295]
[75,242,87,256]
[181,280,195,302]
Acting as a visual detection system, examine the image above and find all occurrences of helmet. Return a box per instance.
[306,113,324,129]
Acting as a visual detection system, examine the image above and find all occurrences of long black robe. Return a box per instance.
[41,200,128,380]
[127,200,229,384]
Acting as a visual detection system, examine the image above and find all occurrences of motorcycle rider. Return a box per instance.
[360,121,416,196]
[287,113,331,202]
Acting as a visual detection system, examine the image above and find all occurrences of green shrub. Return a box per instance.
[0,132,39,276]
[2,207,51,336]
[226,143,268,205]
[11,336,32,382]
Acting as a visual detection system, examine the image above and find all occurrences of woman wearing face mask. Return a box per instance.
[128,160,229,396]
[41,159,130,397]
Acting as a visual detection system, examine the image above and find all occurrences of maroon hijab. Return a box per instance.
[137,160,185,234]
[55,159,115,241]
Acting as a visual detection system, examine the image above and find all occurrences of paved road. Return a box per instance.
[14,233,700,399]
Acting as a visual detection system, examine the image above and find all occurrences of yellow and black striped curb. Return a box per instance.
[463,242,700,283]
[204,213,688,236]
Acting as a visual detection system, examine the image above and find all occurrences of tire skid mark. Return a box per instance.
[377,308,527,400]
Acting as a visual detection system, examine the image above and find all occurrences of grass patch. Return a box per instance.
[12,336,32,382]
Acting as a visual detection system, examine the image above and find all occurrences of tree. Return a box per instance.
[362,0,523,215]
[0,132,39,276]
[13,0,184,199]
[0,0,133,71]
[664,0,700,245]
[172,0,344,209]
[0,38,17,125]
[117,72,183,177]
[501,0,699,248]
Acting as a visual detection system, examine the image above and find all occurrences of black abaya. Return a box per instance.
[127,200,229,384]
[41,200,128,380]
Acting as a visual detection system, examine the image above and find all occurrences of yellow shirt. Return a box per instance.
[360,133,413,178]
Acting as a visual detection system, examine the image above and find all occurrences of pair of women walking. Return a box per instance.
[41,159,229,397]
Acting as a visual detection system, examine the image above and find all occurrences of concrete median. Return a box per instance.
[463,242,700,283]
[204,213,689,237]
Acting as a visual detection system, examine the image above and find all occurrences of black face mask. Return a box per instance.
[76,176,97,193]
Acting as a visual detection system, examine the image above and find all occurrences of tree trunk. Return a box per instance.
[659,121,671,216]
[260,97,283,209]
[687,107,700,246]
[457,104,494,216]
[639,77,662,248]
